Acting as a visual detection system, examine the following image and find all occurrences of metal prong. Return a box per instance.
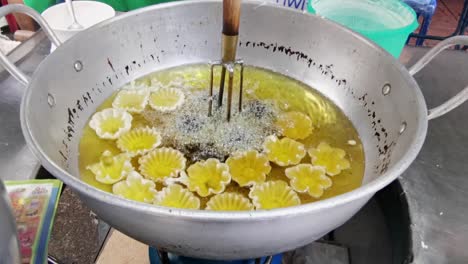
[218,66,226,107]
[226,63,234,122]
[208,59,243,121]
[238,60,244,112]
[208,63,216,117]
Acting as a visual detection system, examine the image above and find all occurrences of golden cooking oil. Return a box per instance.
[79,64,365,205]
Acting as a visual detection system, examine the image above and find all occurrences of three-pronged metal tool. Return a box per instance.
[208,0,244,122]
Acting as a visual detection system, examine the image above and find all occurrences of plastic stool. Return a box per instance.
[403,0,437,46]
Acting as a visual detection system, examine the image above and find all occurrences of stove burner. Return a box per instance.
[148,248,282,264]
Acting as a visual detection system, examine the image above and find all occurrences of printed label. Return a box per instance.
[273,0,308,10]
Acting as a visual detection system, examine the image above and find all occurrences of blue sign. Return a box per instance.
[276,0,308,10]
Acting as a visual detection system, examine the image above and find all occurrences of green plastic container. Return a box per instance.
[92,0,179,13]
[125,0,178,11]
[23,0,55,13]
[95,0,129,12]
[308,0,418,58]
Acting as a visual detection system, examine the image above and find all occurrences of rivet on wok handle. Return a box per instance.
[74,61,83,72]
[399,121,407,134]
[382,83,391,96]
[47,93,56,107]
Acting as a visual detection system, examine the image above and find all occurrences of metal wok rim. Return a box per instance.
[21,0,428,221]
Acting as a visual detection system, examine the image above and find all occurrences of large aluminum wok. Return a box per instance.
[1,1,468,260]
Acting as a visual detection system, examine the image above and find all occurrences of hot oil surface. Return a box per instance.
[79,64,365,205]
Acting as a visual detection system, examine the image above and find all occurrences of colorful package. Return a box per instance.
[5,180,63,264]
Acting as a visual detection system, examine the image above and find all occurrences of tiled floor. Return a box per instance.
[96,230,150,264]
[411,0,466,46]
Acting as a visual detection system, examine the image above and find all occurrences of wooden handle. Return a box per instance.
[223,0,241,36]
